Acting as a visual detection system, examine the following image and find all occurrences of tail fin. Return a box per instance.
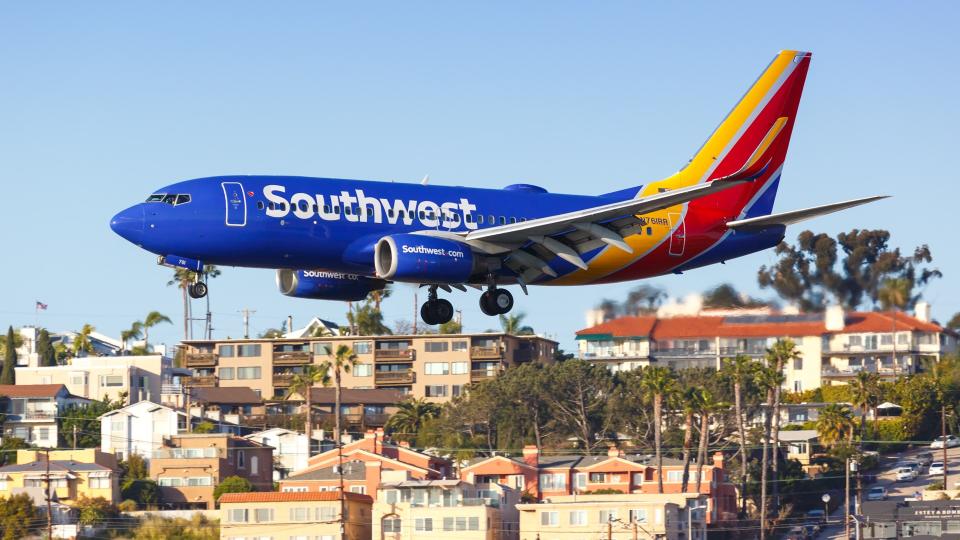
[664,50,812,217]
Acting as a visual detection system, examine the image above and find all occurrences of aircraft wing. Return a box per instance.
[725,195,888,231]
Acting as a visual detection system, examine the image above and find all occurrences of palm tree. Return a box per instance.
[386,398,441,442]
[755,363,784,540]
[286,364,331,454]
[678,386,703,492]
[929,355,960,488]
[142,311,172,353]
[766,339,800,513]
[816,403,856,448]
[321,345,358,445]
[640,366,677,493]
[499,312,534,335]
[878,277,912,376]
[722,354,755,515]
[71,324,97,357]
[370,284,392,311]
[695,389,725,493]
[120,321,144,354]
[849,371,880,441]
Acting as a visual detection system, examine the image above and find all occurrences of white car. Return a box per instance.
[896,467,919,481]
[867,486,888,501]
[929,462,946,476]
[931,435,960,449]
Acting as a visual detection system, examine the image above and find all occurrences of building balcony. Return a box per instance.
[652,348,718,357]
[471,369,500,382]
[185,353,218,367]
[375,371,416,385]
[821,365,909,378]
[470,346,502,359]
[184,375,218,387]
[273,351,312,365]
[374,348,415,361]
[273,373,295,386]
[718,347,767,357]
[161,384,184,395]
[23,409,56,421]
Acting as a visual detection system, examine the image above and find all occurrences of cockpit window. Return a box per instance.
[146,193,192,206]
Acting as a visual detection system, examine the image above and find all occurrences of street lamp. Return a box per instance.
[821,493,831,524]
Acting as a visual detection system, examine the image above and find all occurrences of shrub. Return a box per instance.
[121,479,160,507]
[213,476,253,502]
[927,481,945,491]
[72,495,116,527]
[117,499,138,512]
[194,421,216,434]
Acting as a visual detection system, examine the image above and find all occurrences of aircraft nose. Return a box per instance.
[110,205,145,245]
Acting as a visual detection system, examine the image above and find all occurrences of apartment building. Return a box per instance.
[0,384,90,447]
[244,427,331,480]
[0,449,120,504]
[577,302,957,391]
[150,433,274,509]
[181,332,556,403]
[461,446,737,525]
[219,491,373,540]
[517,492,708,540]
[259,387,403,434]
[280,429,452,495]
[373,471,520,540]
[16,354,176,404]
[99,400,187,462]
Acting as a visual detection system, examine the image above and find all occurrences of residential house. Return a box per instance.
[150,433,274,509]
[0,384,90,447]
[461,446,737,526]
[99,400,186,462]
[16,354,177,405]
[776,430,821,467]
[577,302,957,391]
[517,492,708,540]
[188,386,266,429]
[373,471,519,540]
[219,491,372,540]
[280,428,452,495]
[0,448,120,504]
[244,427,332,480]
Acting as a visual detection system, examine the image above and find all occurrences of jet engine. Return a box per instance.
[374,234,478,283]
[276,269,385,302]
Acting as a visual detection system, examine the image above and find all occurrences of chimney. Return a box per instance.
[712,451,725,469]
[586,309,606,328]
[398,441,410,448]
[363,430,376,440]
[825,305,845,332]
[607,446,622,458]
[286,315,294,334]
[915,301,931,323]
[522,445,539,468]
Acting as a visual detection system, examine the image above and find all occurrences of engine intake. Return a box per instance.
[375,234,475,283]
[276,269,385,302]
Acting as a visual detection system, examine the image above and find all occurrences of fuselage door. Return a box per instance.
[668,212,686,256]
[221,181,247,227]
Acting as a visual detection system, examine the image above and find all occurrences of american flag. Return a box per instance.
[35,301,48,311]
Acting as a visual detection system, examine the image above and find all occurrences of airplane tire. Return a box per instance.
[491,288,513,314]
[433,299,454,325]
[420,302,438,325]
[189,282,208,299]
[479,291,498,316]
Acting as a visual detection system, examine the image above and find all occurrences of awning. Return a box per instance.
[87,471,111,478]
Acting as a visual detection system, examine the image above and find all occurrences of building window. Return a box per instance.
[353,364,372,377]
[289,507,309,521]
[452,385,464,398]
[227,509,248,523]
[384,490,398,504]
[574,473,587,490]
[250,456,259,475]
[89,476,111,489]
[253,508,273,523]
[451,362,469,375]
[589,472,606,483]
[541,511,559,527]
[539,473,566,490]
[219,367,235,380]
[569,510,587,525]
[237,344,262,357]
[318,507,336,520]
[281,486,307,493]
[237,451,246,468]
[187,477,212,486]
[425,342,449,353]
[100,375,124,387]
[425,385,448,397]
[237,367,261,380]
[452,341,468,351]
[424,362,449,375]
[416,518,433,531]
[383,518,401,533]
[630,508,648,523]
[349,486,366,494]
[904,521,942,537]
[219,345,235,357]
[353,342,372,354]
[599,510,618,523]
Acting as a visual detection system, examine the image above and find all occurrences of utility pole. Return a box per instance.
[239,308,256,339]
[607,515,613,540]
[845,457,851,540]
[72,425,77,449]
[943,403,949,489]
[44,448,52,540]
[455,310,463,332]
[412,291,418,335]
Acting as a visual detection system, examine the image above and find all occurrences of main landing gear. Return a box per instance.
[479,287,513,316]
[419,278,515,325]
[420,285,454,326]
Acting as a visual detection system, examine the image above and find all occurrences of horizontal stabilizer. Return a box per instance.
[726,195,889,231]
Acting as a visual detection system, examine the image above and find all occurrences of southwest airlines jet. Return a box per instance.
[111,51,884,325]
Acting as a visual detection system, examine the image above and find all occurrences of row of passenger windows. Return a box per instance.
[258,200,528,226]
[145,193,191,206]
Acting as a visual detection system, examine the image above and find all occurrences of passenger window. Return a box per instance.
[499,216,506,225]
[345,206,352,215]
[488,215,495,224]
[298,200,308,212]
[465,214,473,223]
[323,205,331,213]
[509,217,517,224]
[646,227,653,235]
[520,217,527,222]
[257,201,265,210]
[387,210,395,218]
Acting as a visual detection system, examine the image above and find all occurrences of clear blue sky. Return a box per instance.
[2,2,958,352]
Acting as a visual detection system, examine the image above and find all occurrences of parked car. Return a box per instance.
[867,486,889,501]
[897,461,922,474]
[917,452,935,467]
[786,526,810,540]
[929,462,946,476]
[931,435,960,449]
[896,467,919,481]
[806,509,826,523]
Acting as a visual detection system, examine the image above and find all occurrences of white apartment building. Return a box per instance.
[16,355,176,405]
[0,384,90,447]
[99,400,186,462]
[244,427,329,480]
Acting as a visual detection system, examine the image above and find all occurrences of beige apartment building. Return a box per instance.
[219,491,373,540]
[16,354,177,405]
[517,493,708,540]
[181,332,556,402]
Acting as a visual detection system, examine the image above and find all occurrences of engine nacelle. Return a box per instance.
[276,269,385,302]
[375,234,475,283]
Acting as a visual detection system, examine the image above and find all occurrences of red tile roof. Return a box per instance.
[218,491,372,504]
[843,311,942,333]
[0,384,68,398]
[575,316,657,338]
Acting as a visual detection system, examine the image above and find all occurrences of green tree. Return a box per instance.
[386,398,441,442]
[703,283,769,309]
[73,495,116,527]
[1,327,16,385]
[500,363,553,450]
[721,354,755,515]
[72,323,97,357]
[121,479,160,508]
[816,403,856,448]
[168,266,221,341]
[438,319,462,334]
[346,299,391,335]
[755,363,785,540]
[142,311,172,352]
[947,313,960,331]
[214,475,253,501]
[678,385,702,493]
[321,345,358,444]
[623,284,667,315]
[59,396,124,447]
[640,366,677,493]
[766,339,800,514]
[879,277,913,375]
[120,454,149,480]
[849,371,881,442]
[0,329,22,359]
[543,360,614,452]
[0,438,29,466]
[929,355,960,488]
[369,284,392,311]
[499,312,534,335]
[695,389,725,492]
[194,421,216,433]
[36,328,56,367]
[120,321,144,355]
[285,364,330,454]
[0,493,35,540]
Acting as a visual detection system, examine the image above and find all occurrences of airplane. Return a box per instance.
[111,50,885,326]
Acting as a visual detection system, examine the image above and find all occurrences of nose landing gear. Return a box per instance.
[188,279,208,299]
[420,285,454,326]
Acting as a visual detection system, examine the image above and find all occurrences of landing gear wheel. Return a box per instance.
[479,291,498,316]
[189,281,208,299]
[480,288,513,315]
[420,299,454,325]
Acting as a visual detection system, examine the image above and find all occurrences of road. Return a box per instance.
[817,445,960,540]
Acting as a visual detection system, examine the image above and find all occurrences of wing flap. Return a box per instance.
[726,195,888,231]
